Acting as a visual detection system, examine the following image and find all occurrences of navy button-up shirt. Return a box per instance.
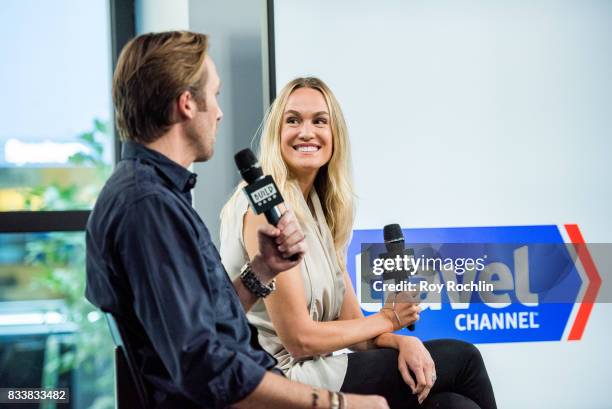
[86,142,275,408]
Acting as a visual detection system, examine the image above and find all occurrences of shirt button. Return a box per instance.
[188,175,197,186]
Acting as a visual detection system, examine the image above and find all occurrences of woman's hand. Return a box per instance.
[379,292,421,331]
[395,335,436,404]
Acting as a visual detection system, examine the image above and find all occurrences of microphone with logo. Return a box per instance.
[383,223,416,331]
[234,148,298,261]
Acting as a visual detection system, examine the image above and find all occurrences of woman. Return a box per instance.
[220,77,497,409]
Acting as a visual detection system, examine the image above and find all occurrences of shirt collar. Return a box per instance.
[121,141,198,192]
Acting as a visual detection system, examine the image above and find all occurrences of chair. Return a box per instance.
[104,312,150,409]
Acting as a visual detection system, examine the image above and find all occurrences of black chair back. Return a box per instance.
[105,312,150,409]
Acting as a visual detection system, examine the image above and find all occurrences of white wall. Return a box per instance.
[135,0,267,245]
[189,0,267,246]
[273,0,612,239]
[272,1,612,408]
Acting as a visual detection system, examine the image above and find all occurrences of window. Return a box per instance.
[0,2,133,408]
[0,0,113,212]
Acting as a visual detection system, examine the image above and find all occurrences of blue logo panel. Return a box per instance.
[347,225,582,344]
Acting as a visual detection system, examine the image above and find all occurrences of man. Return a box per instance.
[86,31,387,409]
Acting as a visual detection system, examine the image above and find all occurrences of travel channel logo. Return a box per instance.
[346,225,602,344]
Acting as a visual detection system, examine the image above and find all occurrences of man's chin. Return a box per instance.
[194,147,213,163]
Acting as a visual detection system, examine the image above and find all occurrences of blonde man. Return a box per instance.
[86,32,387,409]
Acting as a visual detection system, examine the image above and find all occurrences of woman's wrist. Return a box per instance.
[395,334,420,351]
[377,308,396,332]
[374,332,401,350]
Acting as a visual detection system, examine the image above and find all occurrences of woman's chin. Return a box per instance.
[288,160,326,176]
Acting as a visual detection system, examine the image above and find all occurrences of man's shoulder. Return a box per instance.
[97,160,170,208]
[88,160,176,233]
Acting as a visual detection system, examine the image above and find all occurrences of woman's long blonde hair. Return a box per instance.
[223,77,355,269]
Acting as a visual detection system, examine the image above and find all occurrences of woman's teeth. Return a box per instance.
[296,146,319,152]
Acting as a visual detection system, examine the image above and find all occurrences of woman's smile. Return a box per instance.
[293,143,321,153]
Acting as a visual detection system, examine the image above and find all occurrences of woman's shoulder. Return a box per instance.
[221,187,250,221]
[219,188,250,253]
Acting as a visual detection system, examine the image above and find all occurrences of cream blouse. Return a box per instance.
[220,188,348,391]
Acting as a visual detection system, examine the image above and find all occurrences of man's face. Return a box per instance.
[188,56,223,162]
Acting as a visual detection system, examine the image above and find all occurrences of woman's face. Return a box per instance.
[280,87,333,178]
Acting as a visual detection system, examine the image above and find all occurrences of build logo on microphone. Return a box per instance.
[347,225,603,343]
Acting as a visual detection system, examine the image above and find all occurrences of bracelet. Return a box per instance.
[239,262,276,298]
[311,387,319,408]
[328,390,340,409]
[380,307,402,329]
[339,392,347,409]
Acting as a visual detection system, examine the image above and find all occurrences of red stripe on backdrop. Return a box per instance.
[565,224,602,341]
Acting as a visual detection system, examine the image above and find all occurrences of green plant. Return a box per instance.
[23,118,112,210]
[23,118,115,409]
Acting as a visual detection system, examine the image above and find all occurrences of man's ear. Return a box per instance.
[175,90,196,120]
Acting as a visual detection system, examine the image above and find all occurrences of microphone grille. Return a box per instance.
[383,223,404,242]
[234,148,263,184]
[234,148,258,171]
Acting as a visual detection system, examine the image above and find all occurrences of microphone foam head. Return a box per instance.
[234,148,263,184]
[234,148,257,171]
[383,223,404,243]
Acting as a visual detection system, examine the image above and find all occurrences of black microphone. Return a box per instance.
[383,223,416,331]
[234,148,298,261]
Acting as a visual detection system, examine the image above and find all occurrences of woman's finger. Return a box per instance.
[418,384,432,405]
[411,362,427,395]
[397,358,416,393]
[418,356,435,404]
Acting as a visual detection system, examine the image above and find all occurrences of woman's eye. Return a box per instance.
[314,117,328,125]
[286,117,299,124]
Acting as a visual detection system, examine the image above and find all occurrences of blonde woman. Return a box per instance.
[221,77,496,409]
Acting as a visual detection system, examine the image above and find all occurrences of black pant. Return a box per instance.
[340,339,497,409]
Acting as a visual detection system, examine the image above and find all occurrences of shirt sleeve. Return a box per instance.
[116,193,265,408]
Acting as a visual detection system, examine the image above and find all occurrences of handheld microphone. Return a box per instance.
[234,148,298,261]
[383,223,416,331]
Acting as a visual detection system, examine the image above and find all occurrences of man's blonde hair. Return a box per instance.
[113,31,209,143]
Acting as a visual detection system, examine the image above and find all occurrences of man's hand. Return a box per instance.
[251,209,306,282]
[395,335,436,404]
[345,393,390,409]
[234,371,389,409]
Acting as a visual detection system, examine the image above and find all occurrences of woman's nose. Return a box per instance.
[298,122,315,139]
